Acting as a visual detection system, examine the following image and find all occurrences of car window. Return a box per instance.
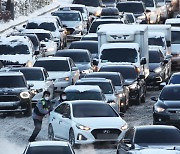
[25,146,73,154]
[0,76,26,88]
[160,86,180,100]
[55,103,67,114]
[169,75,180,84]
[171,31,180,44]
[72,103,118,118]
[34,60,70,71]
[26,22,39,29]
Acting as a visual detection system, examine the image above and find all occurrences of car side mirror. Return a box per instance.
[72,66,78,71]
[163,59,168,64]
[28,83,34,89]
[34,50,39,55]
[151,96,157,102]
[22,24,26,28]
[140,57,146,65]
[93,59,99,66]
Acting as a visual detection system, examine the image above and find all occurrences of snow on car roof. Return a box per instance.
[171,27,180,31]
[148,32,165,38]
[64,85,101,92]
[22,29,52,34]
[97,24,147,34]
[165,18,180,24]
[95,18,122,22]
[0,35,31,47]
[36,57,69,61]
[60,3,86,7]
[148,45,163,51]
[132,148,180,154]
[0,71,24,76]
[147,24,171,30]
[29,141,69,147]
[28,16,57,25]
[100,43,139,51]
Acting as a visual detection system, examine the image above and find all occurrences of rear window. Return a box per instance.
[25,146,73,154]
[34,60,70,71]
[0,76,26,88]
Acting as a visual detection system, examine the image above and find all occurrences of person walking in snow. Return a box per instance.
[28,91,53,142]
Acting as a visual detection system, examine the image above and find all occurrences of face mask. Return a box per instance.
[62,95,67,100]
[44,96,50,101]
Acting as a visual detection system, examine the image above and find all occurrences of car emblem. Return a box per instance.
[103,130,110,134]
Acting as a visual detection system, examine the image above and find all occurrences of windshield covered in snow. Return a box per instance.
[0,76,26,88]
[73,103,118,117]
[171,31,180,44]
[101,48,138,63]
[0,44,30,55]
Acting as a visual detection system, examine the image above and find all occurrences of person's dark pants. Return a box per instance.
[29,119,42,142]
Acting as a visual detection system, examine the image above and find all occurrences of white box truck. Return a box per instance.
[96,24,149,79]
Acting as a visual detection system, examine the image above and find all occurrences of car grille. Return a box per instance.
[66,28,75,35]
[0,95,20,102]
[167,109,180,120]
[91,129,121,140]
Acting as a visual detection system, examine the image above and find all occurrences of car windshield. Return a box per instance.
[101,48,138,63]
[149,51,161,63]
[86,74,122,86]
[25,146,73,154]
[100,67,138,80]
[76,82,113,94]
[117,3,144,14]
[141,0,154,7]
[12,69,44,81]
[73,0,100,7]
[0,44,30,55]
[135,128,180,144]
[56,13,81,21]
[160,86,180,100]
[148,37,165,47]
[89,21,122,33]
[171,31,180,44]
[73,103,118,117]
[69,42,98,54]
[0,76,26,88]
[56,52,90,62]
[66,91,103,101]
[26,22,38,29]
[169,75,180,84]
[35,33,51,41]
[34,60,70,71]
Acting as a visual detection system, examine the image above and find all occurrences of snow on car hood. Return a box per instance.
[75,63,91,71]
[47,71,71,79]
[27,81,45,90]
[74,117,126,128]
[0,54,34,65]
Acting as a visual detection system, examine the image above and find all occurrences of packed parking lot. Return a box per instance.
[1,0,180,153]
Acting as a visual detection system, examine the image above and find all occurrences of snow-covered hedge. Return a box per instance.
[14,0,53,18]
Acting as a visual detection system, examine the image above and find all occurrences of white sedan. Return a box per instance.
[48,100,128,147]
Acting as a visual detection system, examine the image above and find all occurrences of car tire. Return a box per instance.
[48,124,54,140]
[69,129,76,147]
[24,103,32,117]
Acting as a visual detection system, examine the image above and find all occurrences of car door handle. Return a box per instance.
[59,120,62,124]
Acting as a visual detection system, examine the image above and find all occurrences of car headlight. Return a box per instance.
[154,67,162,73]
[56,77,69,82]
[121,123,128,131]
[76,124,90,131]
[20,92,30,99]
[154,106,165,112]
[129,82,137,89]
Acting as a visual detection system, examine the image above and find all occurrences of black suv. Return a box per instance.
[0,72,32,116]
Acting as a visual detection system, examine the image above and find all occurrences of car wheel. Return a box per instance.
[24,103,32,117]
[69,129,75,147]
[48,124,54,140]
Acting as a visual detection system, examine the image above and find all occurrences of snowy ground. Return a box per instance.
[0,89,159,154]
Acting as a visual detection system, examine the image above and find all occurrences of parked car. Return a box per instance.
[116,1,148,24]
[55,49,93,77]
[152,85,180,126]
[25,16,66,49]
[23,141,75,154]
[116,125,180,154]
[75,78,121,112]
[0,35,37,67]
[9,67,54,104]
[146,46,169,86]
[85,72,129,111]
[48,100,128,147]
[51,9,87,40]
[0,72,32,116]
[64,85,106,101]
[22,29,57,56]
[99,64,146,105]
[69,40,98,59]
[33,57,80,92]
